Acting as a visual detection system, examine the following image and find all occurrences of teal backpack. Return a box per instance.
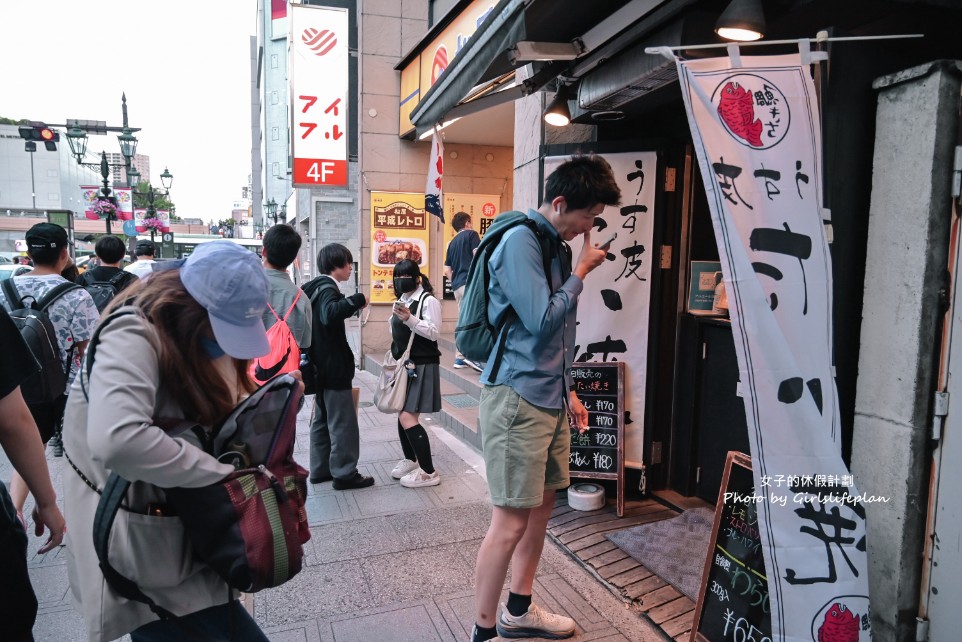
[454,211,555,378]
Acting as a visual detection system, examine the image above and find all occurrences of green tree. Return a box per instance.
[131,181,178,221]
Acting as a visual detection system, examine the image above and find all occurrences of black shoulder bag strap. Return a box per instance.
[37,281,82,310]
[108,270,130,287]
[1,277,24,310]
[93,474,177,620]
[488,220,557,380]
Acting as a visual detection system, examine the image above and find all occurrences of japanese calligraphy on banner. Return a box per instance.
[370,192,431,305]
[442,193,501,248]
[545,152,656,470]
[675,52,871,642]
[290,4,348,187]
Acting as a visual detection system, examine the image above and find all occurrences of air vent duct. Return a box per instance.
[576,12,714,115]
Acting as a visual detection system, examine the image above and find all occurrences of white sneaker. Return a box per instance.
[496,602,576,639]
[399,468,440,488]
[390,458,419,479]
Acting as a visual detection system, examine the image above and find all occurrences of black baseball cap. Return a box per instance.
[25,223,70,250]
[135,239,156,255]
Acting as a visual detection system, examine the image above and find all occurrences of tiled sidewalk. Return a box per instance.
[5,370,663,641]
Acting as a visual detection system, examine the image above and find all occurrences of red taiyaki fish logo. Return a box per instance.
[817,603,860,642]
[712,74,789,150]
[717,81,763,147]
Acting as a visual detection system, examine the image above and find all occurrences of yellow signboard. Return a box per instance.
[398,0,498,136]
[370,192,431,304]
[442,193,502,249]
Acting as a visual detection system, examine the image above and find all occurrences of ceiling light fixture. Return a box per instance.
[543,85,572,127]
[715,0,766,42]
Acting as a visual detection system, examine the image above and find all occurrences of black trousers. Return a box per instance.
[0,481,38,642]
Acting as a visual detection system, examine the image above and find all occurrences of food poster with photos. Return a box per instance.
[370,192,431,304]
[675,51,871,641]
[441,193,501,247]
[544,152,657,470]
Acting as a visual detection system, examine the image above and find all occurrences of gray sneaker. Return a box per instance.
[496,603,575,639]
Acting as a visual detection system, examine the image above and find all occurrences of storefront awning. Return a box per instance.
[407,0,663,138]
[409,0,527,137]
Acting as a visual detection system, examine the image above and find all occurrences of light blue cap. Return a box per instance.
[179,240,270,359]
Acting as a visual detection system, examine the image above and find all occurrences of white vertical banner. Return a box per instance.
[425,130,444,223]
[290,4,348,187]
[545,152,656,469]
[676,52,872,641]
[114,187,133,221]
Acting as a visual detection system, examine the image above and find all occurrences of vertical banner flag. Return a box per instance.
[81,186,99,220]
[545,153,656,470]
[425,131,444,222]
[675,51,872,641]
[114,188,133,221]
[370,192,431,305]
[271,0,287,40]
[290,5,348,187]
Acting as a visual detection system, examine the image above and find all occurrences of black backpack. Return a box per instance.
[81,270,131,313]
[1,278,81,404]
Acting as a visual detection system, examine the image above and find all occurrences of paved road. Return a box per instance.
[5,370,663,641]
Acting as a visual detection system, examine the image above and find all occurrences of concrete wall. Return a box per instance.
[358,0,515,356]
[852,61,962,642]
[359,0,429,358]
[512,66,596,210]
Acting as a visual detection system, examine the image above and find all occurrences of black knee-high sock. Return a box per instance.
[398,421,417,461]
[404,424,434,474]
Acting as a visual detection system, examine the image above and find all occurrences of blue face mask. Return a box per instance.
[200,336,226,359]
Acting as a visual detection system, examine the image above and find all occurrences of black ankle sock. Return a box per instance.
[506,591,531,617]
[405,424,435,474]
[397,421,417,461]
[471,623,497,642]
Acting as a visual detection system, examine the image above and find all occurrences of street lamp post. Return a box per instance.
[265,198,278,227]
[63,94,142,235]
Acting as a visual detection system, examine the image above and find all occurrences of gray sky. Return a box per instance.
[1,1,256,224]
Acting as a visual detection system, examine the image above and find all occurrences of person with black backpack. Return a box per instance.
[77,235,139,313]
[0,223,99,531]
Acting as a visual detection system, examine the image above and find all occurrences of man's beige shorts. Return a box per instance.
[479,384,570,508]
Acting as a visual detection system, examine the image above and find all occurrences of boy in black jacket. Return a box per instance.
[301,244,373,490]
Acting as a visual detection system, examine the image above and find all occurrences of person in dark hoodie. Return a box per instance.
[301,243,373,490]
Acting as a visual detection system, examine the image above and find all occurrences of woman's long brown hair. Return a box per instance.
[108,269,256,425]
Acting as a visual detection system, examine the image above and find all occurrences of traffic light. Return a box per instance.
[18,122,59,151]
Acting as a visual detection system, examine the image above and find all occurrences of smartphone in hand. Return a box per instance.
[597,231,618,251]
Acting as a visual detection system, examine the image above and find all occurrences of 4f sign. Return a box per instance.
[294,159,347,185]
[291,5,348,187]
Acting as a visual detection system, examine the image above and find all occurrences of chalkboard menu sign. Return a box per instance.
[568,361,625,517]
[691,451,772,642]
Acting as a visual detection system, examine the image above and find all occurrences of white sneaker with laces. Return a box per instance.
[399,467,440,488]
[390,458,419,479]
[496,602,576,639]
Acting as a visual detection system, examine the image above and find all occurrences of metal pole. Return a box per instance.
[28,149,36,209]
[101,151,112,235]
